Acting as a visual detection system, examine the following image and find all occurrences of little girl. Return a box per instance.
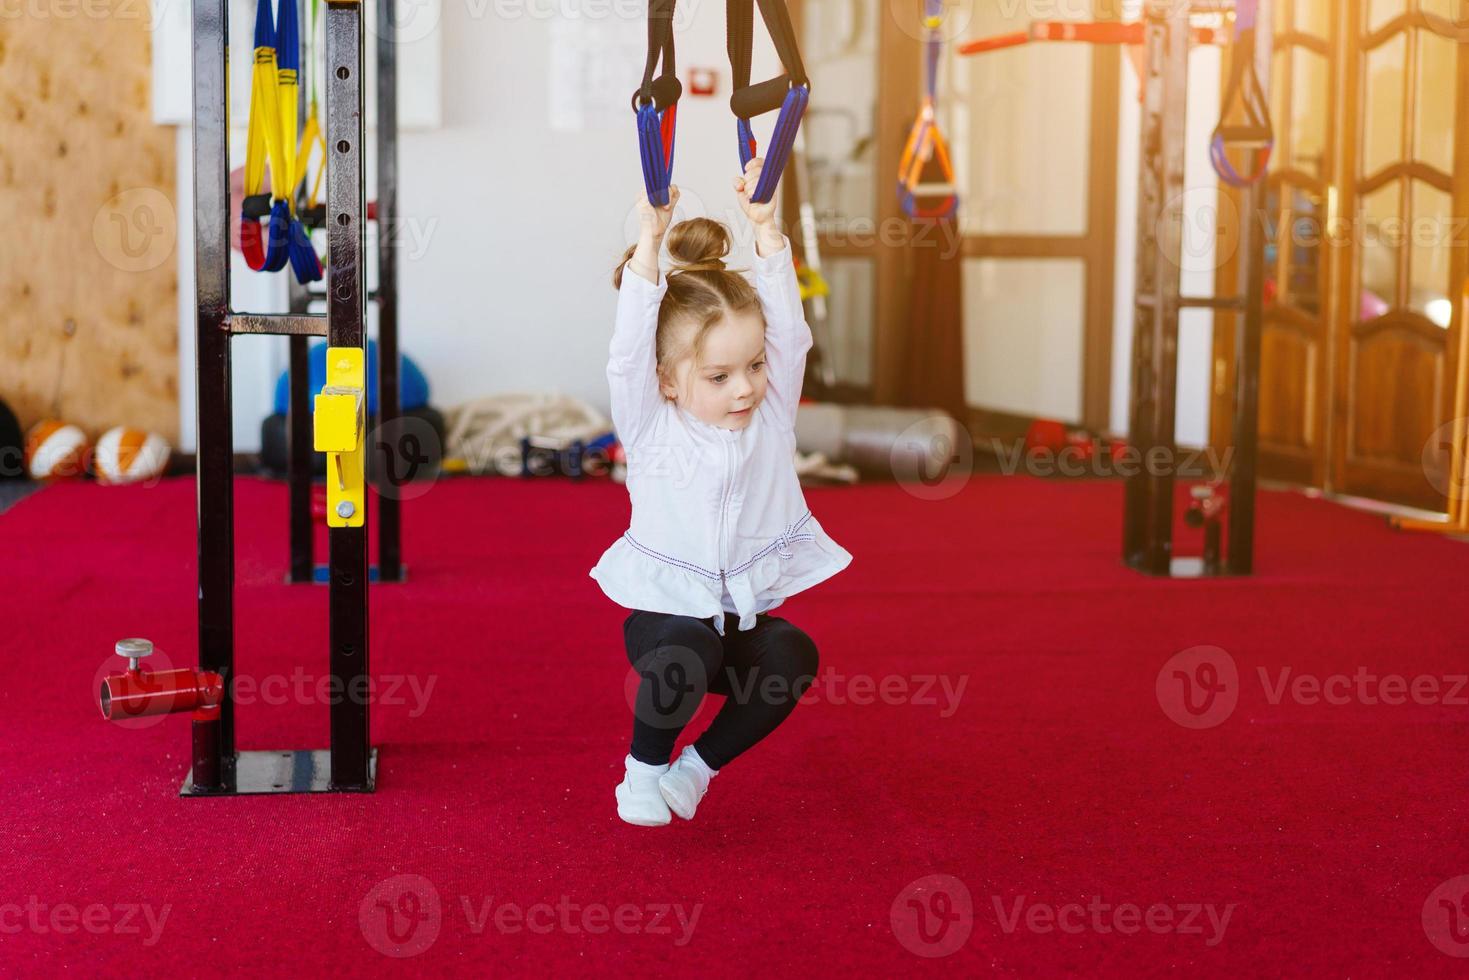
[590,159,853,827]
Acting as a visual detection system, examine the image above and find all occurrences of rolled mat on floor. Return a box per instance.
[795,402,961,480]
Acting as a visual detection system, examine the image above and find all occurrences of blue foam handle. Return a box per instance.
[264,199,291,272]
[746,85,808,204]
[636,102,672,207]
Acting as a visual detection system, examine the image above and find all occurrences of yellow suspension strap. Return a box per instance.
[240,0,322,282]
[897,0,958,219]
[241,0,288,271]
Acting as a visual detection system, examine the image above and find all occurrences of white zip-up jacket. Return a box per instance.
[588,236,853,636]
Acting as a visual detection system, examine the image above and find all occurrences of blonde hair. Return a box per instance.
[613,218,764,395]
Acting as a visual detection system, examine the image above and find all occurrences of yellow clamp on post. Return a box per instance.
[313,347,366,528]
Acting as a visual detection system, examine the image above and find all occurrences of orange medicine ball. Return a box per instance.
[24,420,90,481]
[94,427,171,485]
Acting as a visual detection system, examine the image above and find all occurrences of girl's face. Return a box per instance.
[660,309,768,431]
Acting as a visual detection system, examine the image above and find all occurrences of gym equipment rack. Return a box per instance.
[174,0,378,793]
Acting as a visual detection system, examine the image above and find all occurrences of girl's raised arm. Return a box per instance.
[736,162,812,434]
[607,190,678,448]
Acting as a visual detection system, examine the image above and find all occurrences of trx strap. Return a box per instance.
[241,0,322,283]
[727,0,809,204]
[275,0,321,283]
[288,0,325,280]
[897,0,958,219]
[1209,0,1273,188]
[242,0,285,272]
[633,0,681,207]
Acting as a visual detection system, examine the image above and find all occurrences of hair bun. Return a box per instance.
[666,217,731,275]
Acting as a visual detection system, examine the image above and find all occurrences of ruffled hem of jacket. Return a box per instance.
[589,516,853,631]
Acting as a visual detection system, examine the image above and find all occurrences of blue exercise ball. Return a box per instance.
[273,340,430,417]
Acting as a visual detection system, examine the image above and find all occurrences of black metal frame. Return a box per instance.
[1122,0,1271,578]
[287,0,403,585]
[188,0,375,795]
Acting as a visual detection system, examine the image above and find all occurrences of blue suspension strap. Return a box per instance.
[1210,0,1273,188]
[897,0,958,219]
[633,0,681,207]
[727,0,809,204]
[274,0,322,283]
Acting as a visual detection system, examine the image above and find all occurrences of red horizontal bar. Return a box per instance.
[958,21,1223,56]
[956,30,1029,56]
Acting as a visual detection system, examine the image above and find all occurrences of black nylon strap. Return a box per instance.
[639,0,679,109]
[727,0,753,92]
[1217,25,1271,139]
[727,0,807,119]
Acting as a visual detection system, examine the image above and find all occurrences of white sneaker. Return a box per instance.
[659,746,717,820]
[616,755,671,827]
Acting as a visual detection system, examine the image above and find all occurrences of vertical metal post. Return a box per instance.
[191,0,233,792]
[1227,0,1272,575]
[1123,0,1189,575]
[325,0,371,790]
[288,0,314,584]
[376,0,403,582]
[288,332,313,582]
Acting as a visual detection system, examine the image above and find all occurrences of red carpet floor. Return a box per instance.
[2,473,1467,975]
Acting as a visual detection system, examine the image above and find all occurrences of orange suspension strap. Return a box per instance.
[897,0,957,219]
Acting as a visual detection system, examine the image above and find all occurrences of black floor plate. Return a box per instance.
[181,748,378,796]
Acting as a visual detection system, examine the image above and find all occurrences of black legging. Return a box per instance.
[624,610,820,770]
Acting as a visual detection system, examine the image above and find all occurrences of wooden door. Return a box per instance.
[1331,0,1468,506]
[1213,0,1339,486]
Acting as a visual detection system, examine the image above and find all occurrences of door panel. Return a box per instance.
[1222,0,1337,486]
[961,258,1085,421]
[1334,0,1465,506]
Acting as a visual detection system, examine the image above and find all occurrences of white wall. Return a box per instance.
[1110,43,1223,446]
[168,1,1226,451]
[172,0,779,451]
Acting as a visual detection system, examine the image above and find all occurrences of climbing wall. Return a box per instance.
[0,1,179,449]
